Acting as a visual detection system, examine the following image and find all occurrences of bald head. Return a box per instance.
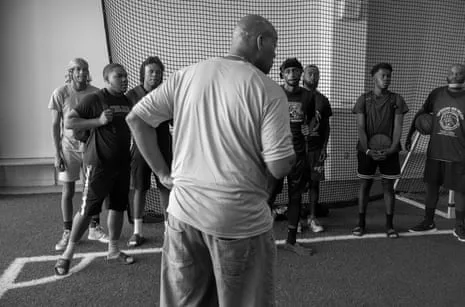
[230,15,277,74]
[447,64,465,88]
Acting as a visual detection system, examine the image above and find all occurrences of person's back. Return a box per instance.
[127,14,295,306]
[159,56,290,238]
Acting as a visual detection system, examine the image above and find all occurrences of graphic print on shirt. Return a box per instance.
[437,106,464,137]
[289,100,304,123]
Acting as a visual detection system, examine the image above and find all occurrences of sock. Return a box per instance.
[358,213,366,228]
[62,241,76,260]
[90,217,100,228]
[63,221,72,231]
[425,208,435,224]
[386,214,394,229]
[108,240,120,257]
[134,219,143,235]
[287,227,297,245]
[455,210,464,228]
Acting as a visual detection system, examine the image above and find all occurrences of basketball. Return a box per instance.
[368,134,392,150]
[415,113,433,135]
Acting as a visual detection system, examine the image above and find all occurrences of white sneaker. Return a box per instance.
[309,218,324,233]
[88,225,109,243]
[55,230,70,251]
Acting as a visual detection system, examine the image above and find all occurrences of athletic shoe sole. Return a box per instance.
[408,228,437,233]
[452,229,465,242]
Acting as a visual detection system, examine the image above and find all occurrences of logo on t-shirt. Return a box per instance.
[289,100,304,123]
[437,106,464,136]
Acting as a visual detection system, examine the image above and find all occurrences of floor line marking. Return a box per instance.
[0,230,454,300]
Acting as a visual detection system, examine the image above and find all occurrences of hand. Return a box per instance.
[367,149,385,161]
[169,123,174,136]
[301,124,310,137]
[99,109,113,126]
[159,173,174,190]
[54,151,66,172]
[319,147,327,162]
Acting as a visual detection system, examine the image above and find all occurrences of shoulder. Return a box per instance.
[52,85,69,99]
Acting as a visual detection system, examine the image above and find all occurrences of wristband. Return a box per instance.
[366,149,371,155]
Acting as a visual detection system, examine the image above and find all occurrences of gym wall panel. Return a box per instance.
[0,0,108,159]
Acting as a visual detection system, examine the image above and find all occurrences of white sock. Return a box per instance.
[108,240,119,257]
[134,219,143,236]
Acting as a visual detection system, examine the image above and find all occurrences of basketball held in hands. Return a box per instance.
[368,134,392,151]
[415,113,433,135]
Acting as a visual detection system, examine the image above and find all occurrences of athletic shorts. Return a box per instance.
[79,164,130,216]
[357,150,400,180]
[288,155,311,196]
[424,158,465,192]
[131,142,172,191]
[307,149,325,181]
[57,149,83,183]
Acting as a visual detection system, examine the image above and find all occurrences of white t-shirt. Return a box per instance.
[132,56,294,238]
[48,84,99,151]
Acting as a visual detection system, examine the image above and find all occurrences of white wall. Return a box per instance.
[0,0,108,159]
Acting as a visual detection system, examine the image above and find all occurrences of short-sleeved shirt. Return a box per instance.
[48,84,99,151]
[307,90,332,151]
[126,85,172,163]
[131,56,294,238]
[74,88,132,168]
[352,90,409,151]
[422,86,465,162]
[282,86,315,155]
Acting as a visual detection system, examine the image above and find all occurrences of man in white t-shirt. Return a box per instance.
[127,14,295,307]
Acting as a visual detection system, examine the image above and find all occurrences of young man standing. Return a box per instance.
[278,57,316,255]
[48,58,108,252]
[407,64,465,242]
[54,63,134,275]
[301,64,332,232]
[126,56,172,247]
[352,63,408,238]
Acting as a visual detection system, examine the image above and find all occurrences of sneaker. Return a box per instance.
[280,242,313,256]
[55,230,70,251]
[127,233,145,247]
[453,225,465,242]
[408,220,437,233]
[309,217,324,233]
[88,225,110,243]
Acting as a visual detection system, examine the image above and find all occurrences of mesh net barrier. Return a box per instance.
[102,0,465,218]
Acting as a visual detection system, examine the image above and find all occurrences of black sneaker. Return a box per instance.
[453,225,465,242]
[409,220,437,233]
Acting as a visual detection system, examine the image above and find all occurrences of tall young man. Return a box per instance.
[54,63,134,276]
[126,56,172,247]
[301,64,332,232]
[127,14,295,306]
[352,63,408,238]
[277,57,315,255]
[48,58,108,251]
[407,64,465,242]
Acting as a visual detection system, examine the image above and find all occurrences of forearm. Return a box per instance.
[51,124,62,154]
[65,116,102,130]
[358,127,369,152]
[322,120,330,149]
[127,114,170,178]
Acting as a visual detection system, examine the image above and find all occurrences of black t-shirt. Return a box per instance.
[75,88,132,167]
[282,85,315,155]
[306,90,332,151]
[423,86,465,162]
[125,85,173,164]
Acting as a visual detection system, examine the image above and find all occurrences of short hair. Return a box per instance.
[304,64,319,72]
[103,63,125,82]
[65,58,91,84]
[139,56,165,84]
[370,63,392,76]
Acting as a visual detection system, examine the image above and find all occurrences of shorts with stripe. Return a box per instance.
[357,150,400,180]
[80,164,130,216]
[424,158,465,193]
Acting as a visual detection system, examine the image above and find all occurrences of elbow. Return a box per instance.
[125,112,139,131]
